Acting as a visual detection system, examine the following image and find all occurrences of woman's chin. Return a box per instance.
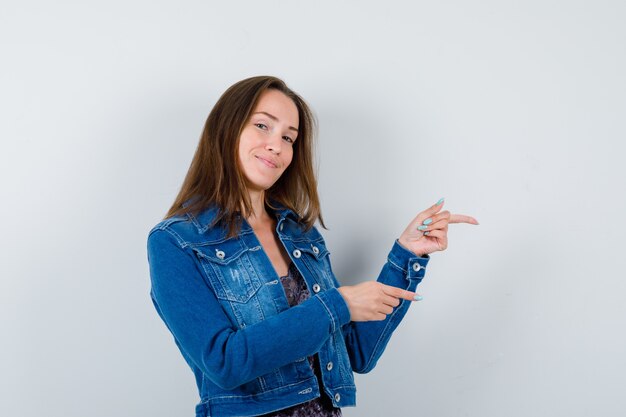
[245,179,278,194]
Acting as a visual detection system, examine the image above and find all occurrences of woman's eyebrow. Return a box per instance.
[253,111,299,133]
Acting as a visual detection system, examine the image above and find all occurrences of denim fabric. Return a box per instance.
[146,201,430,417]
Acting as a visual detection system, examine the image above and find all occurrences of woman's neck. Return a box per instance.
[245,189,273,229]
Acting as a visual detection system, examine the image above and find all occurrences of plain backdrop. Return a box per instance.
[2,1,625,416]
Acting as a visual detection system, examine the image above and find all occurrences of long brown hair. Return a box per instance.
[164,75,325,237]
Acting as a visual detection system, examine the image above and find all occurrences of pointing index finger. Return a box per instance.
[382,284,417,301]
[449,213,479,225]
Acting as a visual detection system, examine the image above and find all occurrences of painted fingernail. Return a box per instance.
[436,197,445,205]
[422,218,432,225]
[417,225,428,231]
[414,295,423,301]
[423,231,430,236]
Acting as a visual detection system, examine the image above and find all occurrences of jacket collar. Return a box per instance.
[267,199,300,222]
[183,197,300,234]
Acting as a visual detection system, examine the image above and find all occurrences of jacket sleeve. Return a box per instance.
[147,228,351,390]
[335,239,430,374]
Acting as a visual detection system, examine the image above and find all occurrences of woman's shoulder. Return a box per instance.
[148,204,229,246]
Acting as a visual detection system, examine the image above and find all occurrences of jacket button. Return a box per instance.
[312,245,319,255]
[293,249,301,258]
[326,361,333,371]
[216,250,226,260]
[334,393,341,402]
[412,262,421,272]
[312,283,321,293]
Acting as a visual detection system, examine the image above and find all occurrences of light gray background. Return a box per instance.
[2,1,625,416]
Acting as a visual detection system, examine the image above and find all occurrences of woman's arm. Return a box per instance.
[147,228,351,390]
[337,198,478,373]
[334,240,429,373]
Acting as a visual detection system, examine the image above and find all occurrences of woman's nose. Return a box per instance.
[265,133,282,154]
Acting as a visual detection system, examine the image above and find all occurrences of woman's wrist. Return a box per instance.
[396,237,426,257]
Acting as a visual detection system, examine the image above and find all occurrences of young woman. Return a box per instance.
[147,75,478,417]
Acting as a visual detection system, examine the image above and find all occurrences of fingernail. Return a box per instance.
[436,197,445,205]
[422,218,432,225]
[417,225,428,231]
[423,231,430,236]
[414,295,423,301]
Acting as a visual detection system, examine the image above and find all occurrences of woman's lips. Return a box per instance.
[255,156,277,168]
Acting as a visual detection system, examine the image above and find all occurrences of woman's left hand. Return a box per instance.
[397,198,479,257]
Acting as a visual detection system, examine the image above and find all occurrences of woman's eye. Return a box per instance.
[255,123,268,130]
[283,136,294,143]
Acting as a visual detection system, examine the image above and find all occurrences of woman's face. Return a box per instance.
[238,89,299,193]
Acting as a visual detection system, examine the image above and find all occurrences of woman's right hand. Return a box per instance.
[337,282,418,322]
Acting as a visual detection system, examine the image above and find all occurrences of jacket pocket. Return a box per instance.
[292,238,335,289]
[192,239,263,303]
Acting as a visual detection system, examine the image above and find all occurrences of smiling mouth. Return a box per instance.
[255,156,277,168]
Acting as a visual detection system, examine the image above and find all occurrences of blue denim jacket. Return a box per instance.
[146,201,430,417]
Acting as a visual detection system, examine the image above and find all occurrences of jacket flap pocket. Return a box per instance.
[192,238,247,265]
[191,239,263,303]
[293,239,329,260]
